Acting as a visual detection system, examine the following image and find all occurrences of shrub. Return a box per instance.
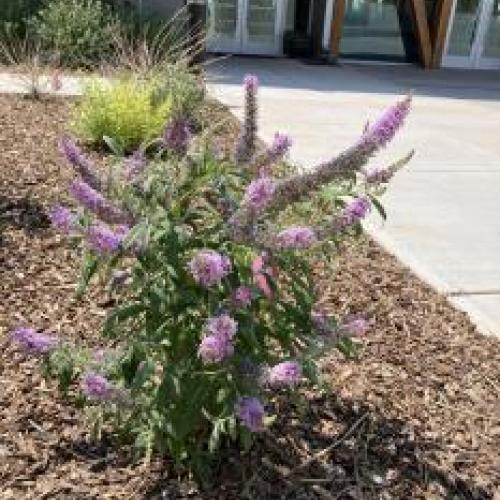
[109,8,193,77]
[72,77,174,151]
[0,0,43,40]
[30,0,118,68]
[12,75,412,474]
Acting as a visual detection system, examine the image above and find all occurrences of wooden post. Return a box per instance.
[409,0,433,68]
[431,0,454,68]
[329,0,346,60]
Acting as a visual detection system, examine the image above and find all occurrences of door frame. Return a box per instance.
[206,0,287,56]
[442,0,500,68]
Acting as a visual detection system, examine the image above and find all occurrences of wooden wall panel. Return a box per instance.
[327,0,454,68]
[409,0,433,68]
[329,0,346,59]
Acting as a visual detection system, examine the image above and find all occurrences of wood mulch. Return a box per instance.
[0,96,499,499]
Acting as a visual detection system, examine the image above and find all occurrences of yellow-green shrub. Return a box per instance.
[73,78,173,151]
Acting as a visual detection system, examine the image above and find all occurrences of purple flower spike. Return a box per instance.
[48,205,75,233]
[270,132,292,158]
[365,167,394,184]
[268,361,302,387]
[362,97,411,150]
[81,372,113,400]
[243,176,276,212]
[337,196,371,228]
[276,226,316,249]
[235,74,259,164]
[204,314,238,340]
[236,397,265,432]
[341,317,369,337]
[232,286,253,308]
[69,180,129,225]
[163,118,192,155]
[11,327,57,355]
[198,334,234,364]
[87,224,125,254]
[188,250,231,287]
[243,74,259,91]
[58,135,101,190]
[123,150,147,179]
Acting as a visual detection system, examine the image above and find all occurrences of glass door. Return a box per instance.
[207,0,242,53]
[241,0,284,55]
[443,0,500,68]
[207,0,285,55]
[339,0,416,62]
[478,0,500,67]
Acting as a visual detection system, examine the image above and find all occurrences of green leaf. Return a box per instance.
[104,303,145,336]
[75,251,99,299]
[103,135,125,157]
[336,337,360,359]
[208,419,224,453]
[369,195,387,221]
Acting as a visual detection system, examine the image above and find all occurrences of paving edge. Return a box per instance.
[364,222,499,338]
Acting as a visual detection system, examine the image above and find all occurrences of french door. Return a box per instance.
[443,0,500,68]
[206,0,285,55]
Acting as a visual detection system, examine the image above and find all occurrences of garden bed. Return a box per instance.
[0,95,498,499]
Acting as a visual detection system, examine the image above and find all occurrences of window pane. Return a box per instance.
[447,0,480,57]
[483,0,500,58]
[341,0,408,61]
[208,0,238,37]
[247,0,277,44]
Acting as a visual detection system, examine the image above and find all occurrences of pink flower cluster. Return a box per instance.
[48,205,75,233]
[276,226,317,249]
[235,74,259,164]
[243,74,259,91]
[188,250,232,287]
[338,196,371,228]
[198,314,238,365]
[362,97,411,150]
[270,132,292,156]
[242,176,276,212]
[268,361,302,387]
[81,372,115,401]
[11,327,57,355]
[87,224,128,254]
[232,286,253,308]
[58,135,101,190]
[69,180,129,225]
[236,397,265,432]
[365,167,394,184]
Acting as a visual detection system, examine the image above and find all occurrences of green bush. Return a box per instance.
[0,0,43,39]
[73,77,174,151]
[12,74,413,475]
[30,0,118,68]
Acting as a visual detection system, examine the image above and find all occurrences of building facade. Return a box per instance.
[204,0,500,69]
[126,0,499,69]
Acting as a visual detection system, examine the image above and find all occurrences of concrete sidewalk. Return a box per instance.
[207,57,500,337]
[0,72,86,96]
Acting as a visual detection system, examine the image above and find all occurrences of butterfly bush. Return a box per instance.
[12,75,412,470]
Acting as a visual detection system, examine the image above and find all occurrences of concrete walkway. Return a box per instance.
[207,57,500,337]
[0,72,86,96]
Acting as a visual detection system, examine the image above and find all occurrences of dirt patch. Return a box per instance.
[0,96,498,499]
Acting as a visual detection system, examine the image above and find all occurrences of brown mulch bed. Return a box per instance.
[1,96,499,499]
